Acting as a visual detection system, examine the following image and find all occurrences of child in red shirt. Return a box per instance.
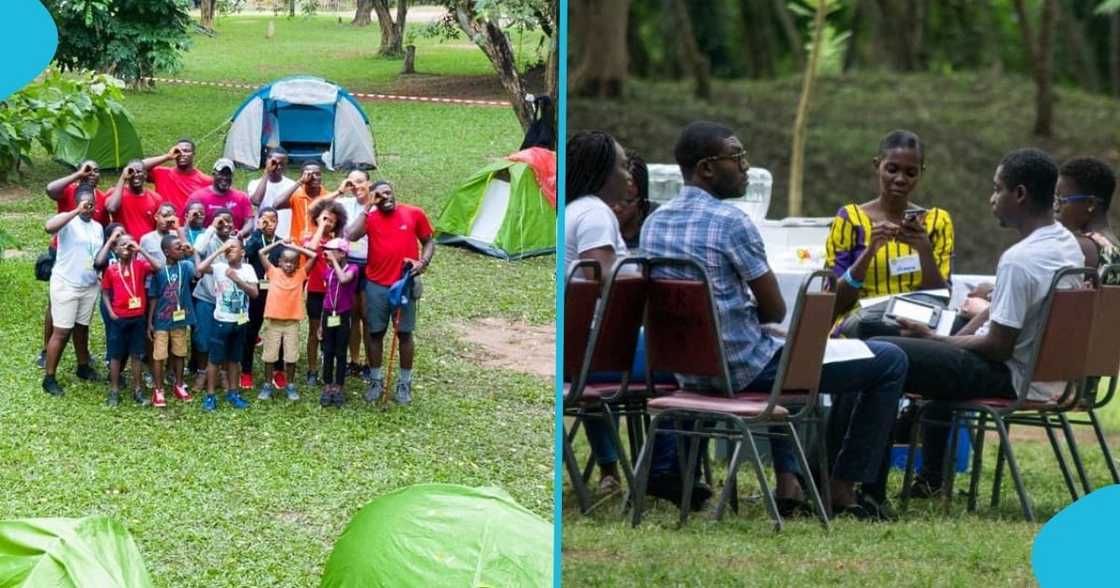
[101,232,163,406]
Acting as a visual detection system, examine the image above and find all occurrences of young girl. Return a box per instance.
[317,238,360,407]
[302,200,348,387]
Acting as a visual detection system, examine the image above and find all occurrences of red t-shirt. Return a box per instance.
[150,167,212,215]
[53,183,110,248]
[101,258,153,319]
[117,188,164,240]
[364,204,433,287]
[184,187,254,229]
[303,237,329,293]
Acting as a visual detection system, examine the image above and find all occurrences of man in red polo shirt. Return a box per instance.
[106,160,163,240]
[143,138,212,215]
[345,180,435,406]
[184,158,254,238]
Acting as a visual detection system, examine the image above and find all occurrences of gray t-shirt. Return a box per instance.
[191,227,224,304]
[139,230,169,266]
[978,222,1085,400]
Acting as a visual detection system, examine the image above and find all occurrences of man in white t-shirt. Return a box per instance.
[42,187,105,396]
[248,147,297,239]
[880,148,1085,498]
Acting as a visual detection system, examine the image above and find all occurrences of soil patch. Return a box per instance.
[454,318,554,379]
[390,66,545,101]
[0,186,31,203]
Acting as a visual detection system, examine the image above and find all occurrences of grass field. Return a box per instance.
[0,18,554,588]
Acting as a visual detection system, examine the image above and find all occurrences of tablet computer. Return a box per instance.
[885,296,942,329]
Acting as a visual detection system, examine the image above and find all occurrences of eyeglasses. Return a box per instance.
[698,150,750,172]
[1054,194,1099,207]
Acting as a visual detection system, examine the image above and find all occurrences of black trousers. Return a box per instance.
[874,336,1015,483]
[321,311,352,386]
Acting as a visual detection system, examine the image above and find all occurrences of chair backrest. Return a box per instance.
[1028,267,1098,384]
[563,260,602,382]
[773,271,836,396]
[1086,265,1120,377]
[644,257,734,395]
[585,261,649,374]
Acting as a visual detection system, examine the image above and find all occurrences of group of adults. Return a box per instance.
[566,121,1117,519]
[38,138,435,407]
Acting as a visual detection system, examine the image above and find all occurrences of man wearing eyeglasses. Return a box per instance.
[640,121,909,519]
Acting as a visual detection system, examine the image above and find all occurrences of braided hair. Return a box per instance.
[625,149,651,220]
[566,130,620,202]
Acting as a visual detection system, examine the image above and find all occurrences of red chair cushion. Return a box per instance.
[648,391,789,418]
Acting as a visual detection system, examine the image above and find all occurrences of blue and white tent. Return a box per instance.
[222,76,377,170]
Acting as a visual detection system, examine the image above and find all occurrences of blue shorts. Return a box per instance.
[208,320,247,365]
[364,280,417,334]
[192,299,216,352]
[106,316,146,360]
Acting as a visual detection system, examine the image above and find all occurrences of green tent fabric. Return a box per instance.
[321,484,552,588]
[435,160,555,260]
[54,103,143,171]
[0,516,153,587]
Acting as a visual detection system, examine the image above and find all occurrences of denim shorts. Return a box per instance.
[208,320,247,365]
[106,316,146,360]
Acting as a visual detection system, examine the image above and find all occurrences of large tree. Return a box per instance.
[372,0,409,57]
[1012,0,1058,137]
[353,0,374,26]
[570,0,629,98]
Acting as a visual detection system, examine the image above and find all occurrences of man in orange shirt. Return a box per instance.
[268,162,320,242]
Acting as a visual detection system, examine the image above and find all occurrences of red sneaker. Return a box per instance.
[173,384,192,402]
[239,373,253,389]
[152,388,167,408]
[272,370,288,389]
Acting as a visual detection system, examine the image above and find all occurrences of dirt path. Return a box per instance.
[453,318,554,379]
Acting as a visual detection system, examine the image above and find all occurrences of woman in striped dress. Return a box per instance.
[825,130,955,333]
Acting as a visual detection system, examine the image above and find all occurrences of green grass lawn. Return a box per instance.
[179,14,546,95]
[0,32,555,588]
[562,399,1120,586]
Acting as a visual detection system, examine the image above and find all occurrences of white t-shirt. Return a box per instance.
[249,176,298,239]
[212,261,259,323]
[336,196,369,259]
[978,222,1085,401]
[54,217,104,288]
[564,195,628,272]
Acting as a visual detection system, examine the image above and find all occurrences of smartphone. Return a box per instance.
[903,206,927,223]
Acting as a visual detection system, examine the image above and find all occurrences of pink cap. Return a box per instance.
[324,238,350,255]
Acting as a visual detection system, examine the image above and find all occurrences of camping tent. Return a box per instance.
[0,516,153,587]
[222,75,377,171]
[320,484,552,588]
[54,103,143,170]
[435,147,556,260]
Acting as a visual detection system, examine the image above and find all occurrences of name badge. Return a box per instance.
[888,254,921,276]
[128,296,142,309]
[326,313,341,328]
[172,308,186,322]
[259,280,269,290]
[237,313,250,325]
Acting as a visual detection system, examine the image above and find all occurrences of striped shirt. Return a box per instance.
[825,203,954,310]
[641,186,782,392]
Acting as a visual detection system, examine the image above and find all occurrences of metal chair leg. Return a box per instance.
[629,416,661,527]
[713,439,743,521]
[1058,412,1092,495]
[1089,409,1120,484]
[1041,413,1079,501]
[563,425,593,515]
[943,413,961,515]
[901,404,922,511]
[991,422,1008,509]
[601,404,635,491]
[787,422,829,529]
[677,434,702,528]
[992,413,1035,522]
[815,412,832,518]
[743,427,783,532]
[967,412,987,513]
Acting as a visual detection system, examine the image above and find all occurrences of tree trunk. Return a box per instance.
[353,0,373,26]
[789,0,828,217]
[546,0,558,106]
[453,6,534,131]
[742,0,776,79]
[289,0,296,18]
[1112,13,1120,98]
[1012,0,1057,137]
[668,0,710,99]
[402,45,416,73]
[200,0,215,28]
[570,0,629,98]
[371,0,407,57]
[773,0,804,69]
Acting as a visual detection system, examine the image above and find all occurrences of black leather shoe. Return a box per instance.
[647,474,713,512]
[75,364,100,382]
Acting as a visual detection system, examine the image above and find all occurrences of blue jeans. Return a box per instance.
[651,340,908,484]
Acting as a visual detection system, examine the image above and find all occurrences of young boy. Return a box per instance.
[197,238,259,411]
[318,238,360,407]
[257,238,318,401]
[241,207,285,390]
[190,209,235,390]
[185,202,206,246]
[101,232,163,406]
[149,232,201,406]
[139,203,180,265]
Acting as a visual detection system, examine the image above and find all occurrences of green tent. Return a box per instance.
[435,155,556,260]
[54,103,143,170]
[321,484,552,588]
[0,516,153,587]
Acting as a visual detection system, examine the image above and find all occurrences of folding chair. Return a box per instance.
[629,258,834,531]
[563,258,649,514]
[901,267,1098,522]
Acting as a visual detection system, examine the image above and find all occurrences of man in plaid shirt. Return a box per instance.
[640,121,910,520]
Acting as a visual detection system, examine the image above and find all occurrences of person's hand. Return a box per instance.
[255,216,265,231]
[180,243,195,257]
[211,216,228,232]
[300,169,313,185]
[897,317,933,338]
[79,162,96,177]
[868,221,898,251]
[124,167,137,179]
[405,257,427,276]
[77,199,95,214]
[109,226,125,243]
[127,241,140,253]
[316,324,323,341]
[281,237,293,246]
[220,239,236,252]
[225,267,237,280]
[147,326,155,342]
[168,216,180,231]
[167,145,182,159]
[188,207,204,224]
[266,158,280,173]
[318,212,334,229]
[339,179,356,194]
[897,214,931,250]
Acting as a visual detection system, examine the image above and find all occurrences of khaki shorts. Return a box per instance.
[152,328,189,361]
[262,319,300,364]
[49,276,100,330]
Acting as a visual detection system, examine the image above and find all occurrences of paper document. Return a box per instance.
[823,339,875,364]
[935,309,958,337]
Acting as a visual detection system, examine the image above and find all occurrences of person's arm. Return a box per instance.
[285,240,319,264]
[328,256,357,284]
[225,266,259,299]
[345,205,368,241]
[257,239,287,273]
[832,219,896,316]
[146,297,156,342]
[898,213,949,290]
[270,171,308,210]
[578,246,615,279]
[105,169,131,213]
[747,272,787,325]
[955,307,990,336]
[94,226,124,270]
[102,287,120,321]
[44,200,91,235]
[46,165,90,201]
[409,235,436,276]
[132,241,164,272]
[249,174,270,207]
[728,216,786,324]
[141,145,179,170]
[1076,234,1100,269]
[305,220,328,251]
[197,240,233,275]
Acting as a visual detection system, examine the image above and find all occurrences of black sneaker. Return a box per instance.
[133,389,150,406]
[41,376,64,397]
[834,493,896,522]
[646,474,713,512]
[319,390,333,408]
[306,371,319,387]
[903,477,943,500]
[774,496,815,518]
[106,390,120,407]
[332,390,346,407]
[75,364,100,382]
